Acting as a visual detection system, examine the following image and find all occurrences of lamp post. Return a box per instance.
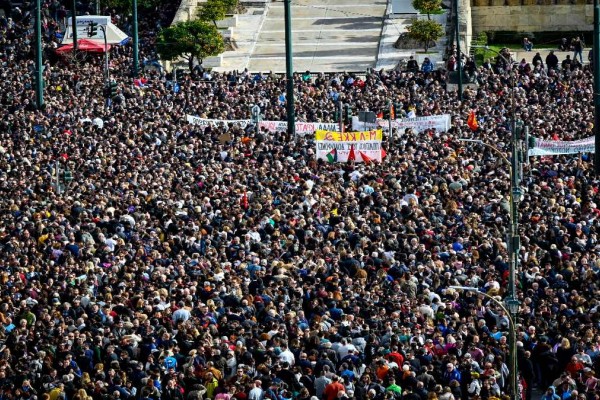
[284,0,296,140]
[132,0,139,78]
[450,286,520,400]
[35,0,44,109]
[454,0,462,100]
[457,138,521,400]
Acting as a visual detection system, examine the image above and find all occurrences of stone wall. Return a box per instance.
[471,4,592,33]
[460,0,473,54]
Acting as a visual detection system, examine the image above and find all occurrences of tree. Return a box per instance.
[405,19,444,52]
[197,0,227,27]
[156,20,225,71]
[221,0,239,13]
[412,0,442,19]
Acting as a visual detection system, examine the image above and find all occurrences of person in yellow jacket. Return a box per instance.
[205,371,220,399]
[48,383,65,400]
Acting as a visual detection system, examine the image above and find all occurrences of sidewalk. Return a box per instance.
[376,11,449,70]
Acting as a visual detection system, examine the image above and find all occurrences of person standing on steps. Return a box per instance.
[573,36,584,63]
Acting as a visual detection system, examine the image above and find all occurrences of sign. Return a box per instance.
[259,121,339,134]
[315,130,383,142]
[351,114,451,133]
[251,105,261,123]
[315,129,383,163]
[528,136,595,156]
[186,115,252,129]
[186,115,339,134]
[358,111,377,123]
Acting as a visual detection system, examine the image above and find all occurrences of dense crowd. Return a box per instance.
[0,2,600,400]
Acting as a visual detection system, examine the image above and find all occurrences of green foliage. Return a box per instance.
[406,19,444,52]
[156,20,225,70]
[412,0,442,19]
[197,0,227,27]
[221,0,239,13]
[473,31,488,47]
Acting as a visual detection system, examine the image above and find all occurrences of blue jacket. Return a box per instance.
[421,61,434,73]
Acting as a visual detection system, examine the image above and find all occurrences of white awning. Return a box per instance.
[61,15,129,45]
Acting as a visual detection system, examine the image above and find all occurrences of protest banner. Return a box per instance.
[528,136,595,156]
[351,114,451,133]
[259,121,339,134]
[186,115,339,134]
[315,129,383,163]
[186,115,252,129]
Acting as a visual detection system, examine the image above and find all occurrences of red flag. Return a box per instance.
[347,145,356,162]
[61,153,69,161]
[241,191,249,210]
[381,148,387,159]
[377,112,384,119]
[467,111,478,131]
[360,151,372,165]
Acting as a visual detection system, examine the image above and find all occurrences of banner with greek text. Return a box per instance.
[528,136,595,156]
[315,130,382,163]
[259,121,340,134]
[186,115,339,135]
[351,114,451,133]
[186,115,251,128]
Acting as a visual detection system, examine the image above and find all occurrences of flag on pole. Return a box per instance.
[381,148,387,159]
[467,110,478,131]
[326,148,338,163]
[390,104,395,120]
[347,145,356,162]
[360,151,372,165]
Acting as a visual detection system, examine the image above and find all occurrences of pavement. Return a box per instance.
[187,0,453,73]
[376,11,448,70]
[214,0,389,73]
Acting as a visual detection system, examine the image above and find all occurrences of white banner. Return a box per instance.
[186,115,339,134]
[528,136,595,156]
[186,115,252,128]
[351,114,451,133]
[316,141,382,163]
[259,121,339,134]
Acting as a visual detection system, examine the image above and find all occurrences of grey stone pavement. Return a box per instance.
[215,0,390,73]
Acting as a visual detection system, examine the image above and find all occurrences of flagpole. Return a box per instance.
[388,99,393,145]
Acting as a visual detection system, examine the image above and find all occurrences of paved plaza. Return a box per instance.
[216,0,388,72]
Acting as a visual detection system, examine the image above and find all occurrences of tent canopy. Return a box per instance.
[56,38,111,53]
[61,15,129,45]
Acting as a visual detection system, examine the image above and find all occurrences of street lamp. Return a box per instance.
[450,286,520,400]
[458,137,522,400]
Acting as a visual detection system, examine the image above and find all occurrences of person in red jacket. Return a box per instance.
[387,346,404,366]
[565,356,584,378]
[324,375,345,400]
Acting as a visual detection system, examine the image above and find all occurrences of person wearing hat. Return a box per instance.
[468,372,481,397]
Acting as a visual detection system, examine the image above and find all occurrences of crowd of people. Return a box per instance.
[0,1,600,400]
